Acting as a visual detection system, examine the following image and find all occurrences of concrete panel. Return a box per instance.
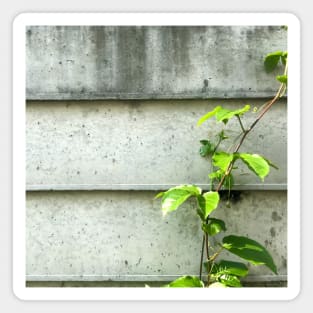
[26,190,287,282]
[26,100,287,190]
[26,280,287,287]
[26,26,287,100]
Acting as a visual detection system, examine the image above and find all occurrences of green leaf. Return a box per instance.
[196,196,206,221]
[261,156,279,170]
[154,191,164,199]
[160,185,201,216]
[165,276,204,288]
[197,191,220,219]
[197,106,221,126]
[200,140,210,145]
[281,52,288,65]
[215,105,250,124]
[199,140,214,157]
[237,153,270,181]
[276,75,287,84]
[213,152,234,172]
[222,235,277,274]
[264,51,284,72]
[202,218,226,236]
[208,169,223,181]
[218,274,242,287]
[211,260,248,277]
[209,170,234,189]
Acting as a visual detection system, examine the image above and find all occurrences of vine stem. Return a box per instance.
[199,234,205,278]
[215,81,285,191]
[199,66,287,283]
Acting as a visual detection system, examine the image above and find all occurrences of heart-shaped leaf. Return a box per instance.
[197,191,220,219]
[264,51,284,72]
[215,105,250,124]
[158,185,201,216]
[211,260,248,277]
[197,106,221,126]
[237,153,270,181]
[222,235,277,274]
[213,152,234,172]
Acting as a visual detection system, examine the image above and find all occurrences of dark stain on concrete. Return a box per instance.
[281,256,287,268]
[272,211,282,221]
[219,190,242,203]
[202,79,209,92]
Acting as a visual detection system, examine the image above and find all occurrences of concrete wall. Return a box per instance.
[26,191,286,283]
[26,99,287,190]
[26,26,287,100]
[26,26,287,286]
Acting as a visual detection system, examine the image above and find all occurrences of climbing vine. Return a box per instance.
[156,49,287,287]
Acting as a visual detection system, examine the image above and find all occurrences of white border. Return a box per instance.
[13,12,300,301]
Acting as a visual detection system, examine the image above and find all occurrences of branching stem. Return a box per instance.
[237,115,246,133]
[199,62,287,282]
[216,80,285,191]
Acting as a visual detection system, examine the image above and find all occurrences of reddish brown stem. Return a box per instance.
[199,79,286,282]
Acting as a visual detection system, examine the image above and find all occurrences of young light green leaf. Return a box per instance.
[165,276,204,288]
[261,156,279,170]
[222,235,278,274]
[215,105,250,124]
[211,260,248,277]
[197,106,221,126]
[154,191,164,199]
[276,75,287,84]
[209,169,223,181]
[238,153,270,181]
[176,185,202,195]
[200,191,220,219]
[213,152,234,172]
[160,185,201,216]
[264,51,284,72]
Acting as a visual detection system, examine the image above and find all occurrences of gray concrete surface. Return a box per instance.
[26,280,287,288]
[26,26,287,100]
[26,100,287,190]
[25,25,288,286]
[26,190,287,282]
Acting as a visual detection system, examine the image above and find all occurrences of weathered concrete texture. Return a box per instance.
[26,190,287,282]
[26,100,287,190]
[26,280,287,288]
[26,26,287,100]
